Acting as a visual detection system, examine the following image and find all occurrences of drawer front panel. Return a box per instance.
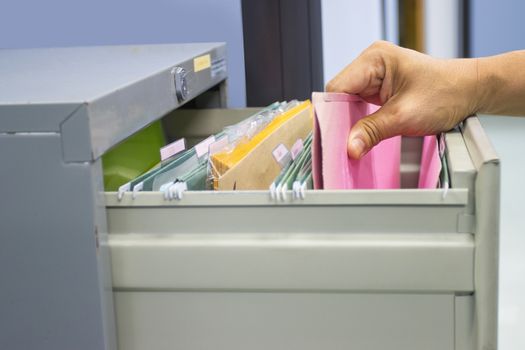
[110,233,474,292]
[114,291,454,350]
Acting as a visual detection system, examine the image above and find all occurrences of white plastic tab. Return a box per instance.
[300,182,307,199]
[168,182,188,200]
[290,138,304,160]
[292,181,301,199]
[276,183,283,201]
[160,182,173,200]
[280,183,288,201]
[442,181,449,199]
[209,137,228,156]
[132,182,144,199]
[269,182,277,200]
[117,182,131,201]
[160,138,185,161]
[272,143,291,169]
[159,181,172,193]
[195,135,216,158]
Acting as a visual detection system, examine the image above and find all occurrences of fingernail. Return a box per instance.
[350,137,366,159]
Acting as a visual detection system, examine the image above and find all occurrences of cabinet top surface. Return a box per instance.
[0,42,223,105]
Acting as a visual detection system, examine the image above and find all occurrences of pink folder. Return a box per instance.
[418,135,442,189]
[312,92,401,189]
[312,92,442,190]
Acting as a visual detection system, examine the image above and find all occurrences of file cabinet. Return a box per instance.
[106,109,498,350]
[0,44,499,350]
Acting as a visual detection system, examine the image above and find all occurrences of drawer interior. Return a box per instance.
[104,108,477,292]
[103,107,476,214]
[163,108,425,188]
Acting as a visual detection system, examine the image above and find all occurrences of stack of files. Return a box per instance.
[116,94,447,200]
[222,101,288,148]
[270,132,313,200]
[210,100,313,190]
[117,101,299,199]
[117,145,205,199]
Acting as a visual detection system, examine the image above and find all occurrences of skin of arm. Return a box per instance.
[326,41,525,159]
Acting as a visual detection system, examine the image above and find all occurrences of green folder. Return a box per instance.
[103,120,164,191]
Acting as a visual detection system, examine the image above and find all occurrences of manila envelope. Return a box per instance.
[211,101,312,190]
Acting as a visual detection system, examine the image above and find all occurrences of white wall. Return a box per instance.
[471,1,525,348]
[320,0,384,85]
[424,0,460,58]
[384,0,400,44]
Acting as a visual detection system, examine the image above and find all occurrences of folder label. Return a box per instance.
[272,143,291,168]
[195,135,216,158]
[209,137,228,156]
[290,138,304,160]
[160,138,186,161]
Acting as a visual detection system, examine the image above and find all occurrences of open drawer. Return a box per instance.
[104,109,500,350]
[0,43,498,350]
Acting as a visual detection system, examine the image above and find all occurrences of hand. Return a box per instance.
[326,41,480,159]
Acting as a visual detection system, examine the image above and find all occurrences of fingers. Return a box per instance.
[326,41,389,97]
[347,103,400,159]
[326,58,372,94]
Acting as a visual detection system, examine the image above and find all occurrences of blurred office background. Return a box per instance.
[1,0,524,347]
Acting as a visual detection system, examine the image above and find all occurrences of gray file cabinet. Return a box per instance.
[0,44,499,350]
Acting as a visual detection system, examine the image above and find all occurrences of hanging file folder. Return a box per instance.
[312,92,402,189]
[210,100,312,190]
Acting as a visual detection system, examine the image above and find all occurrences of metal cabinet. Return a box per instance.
[0,44,499,350]
[106,109,498,350]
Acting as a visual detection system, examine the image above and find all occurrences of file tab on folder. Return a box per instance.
[211,100,312,190]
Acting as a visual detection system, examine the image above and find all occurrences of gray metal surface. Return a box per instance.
[478,115,525,350]
[0,44,227,350]
[446,130,476,216]
[456,296,476,350]
[462,117,500,350]
[110,232,474,293]
[0,43,225,104]
[106,190,469,235]
[0,43,227,160]
[105,116,499,350]
[114,292,454,350]
[0,135,115,349]
[0,42,499,350]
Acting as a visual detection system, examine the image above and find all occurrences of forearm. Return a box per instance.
[325,42,525,157]
[476,50,525,116]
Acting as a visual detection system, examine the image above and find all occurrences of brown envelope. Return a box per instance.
[213,102,312,190]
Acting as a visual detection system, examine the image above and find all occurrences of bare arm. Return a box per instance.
[326,41,525,159]
[478,51,525,116]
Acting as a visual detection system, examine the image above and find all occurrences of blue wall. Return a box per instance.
[471,0,525,57]
[0,0,246,107]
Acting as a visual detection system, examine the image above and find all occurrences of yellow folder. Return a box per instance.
[211,100,312,190]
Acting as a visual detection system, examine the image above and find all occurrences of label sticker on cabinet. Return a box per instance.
[211,58,227,78]
[194,54,211,72]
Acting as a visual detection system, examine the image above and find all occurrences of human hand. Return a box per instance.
[326,41,480,159]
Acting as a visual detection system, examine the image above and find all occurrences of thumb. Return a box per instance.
[347,104,399,159]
